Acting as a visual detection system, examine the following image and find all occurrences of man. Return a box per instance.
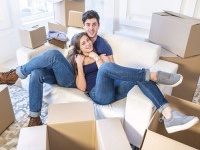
[69,10,114,62]
[0,10,114,127]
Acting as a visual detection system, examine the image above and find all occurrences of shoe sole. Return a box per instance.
[158,74,183,87]
[166,117,199,134]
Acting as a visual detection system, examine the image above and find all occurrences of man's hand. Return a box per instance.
[89,51,99,60]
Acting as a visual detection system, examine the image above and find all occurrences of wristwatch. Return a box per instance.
[94,56,100,62]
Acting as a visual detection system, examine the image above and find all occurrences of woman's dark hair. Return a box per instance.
[82,10,100,25]
[67,32,92,76]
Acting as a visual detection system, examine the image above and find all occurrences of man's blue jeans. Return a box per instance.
[16,50,76,117]
[89,62,169,112]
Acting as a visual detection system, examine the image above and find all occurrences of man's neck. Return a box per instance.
[91,36,97,43]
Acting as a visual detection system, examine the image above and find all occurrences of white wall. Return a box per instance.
[0,0,21,64]
[86,0,200,40]
[1,0,200,64]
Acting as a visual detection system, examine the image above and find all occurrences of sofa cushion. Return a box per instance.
[102,34,161,69]
[43,84,126,122]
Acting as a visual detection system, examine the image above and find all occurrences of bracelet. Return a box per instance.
[94,56,100,62]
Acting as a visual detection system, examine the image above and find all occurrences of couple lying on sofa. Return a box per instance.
[0,10,199,133]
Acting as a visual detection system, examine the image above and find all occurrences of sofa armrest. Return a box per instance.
[16,43,66,90]
[150,60,179,95]
[150,59,178,73]
[124,86,156,148]
[124,60,179,148]
[16,43,65,66]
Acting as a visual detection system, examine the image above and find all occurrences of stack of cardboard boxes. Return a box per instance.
[140,11,200,149]
[149,11,200,101]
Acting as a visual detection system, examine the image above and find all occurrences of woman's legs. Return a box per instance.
[89,62,149,105]
[90,62,199,133]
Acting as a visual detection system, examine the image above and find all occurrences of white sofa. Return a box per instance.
[16,28,178,148]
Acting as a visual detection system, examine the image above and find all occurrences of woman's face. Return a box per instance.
[79,35,93,55]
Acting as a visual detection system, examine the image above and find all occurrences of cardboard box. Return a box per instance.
[17,102,131,150]
[149,11,200,58]
[53,0,85,27]
[68,10,83,28]
[19,26,46,49]
[48,39,67,49]
[160,53,200,101]
[48,22,68,34]
[141,95,200,150]
[0,85,15,134]
[47,22,68,49]
[95,118,132,150]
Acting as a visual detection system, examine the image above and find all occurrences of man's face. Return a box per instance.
[83,18,99,40]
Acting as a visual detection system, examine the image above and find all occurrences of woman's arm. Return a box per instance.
[75,55,86,92]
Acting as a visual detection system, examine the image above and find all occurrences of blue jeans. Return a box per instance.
[89,62,169,112]
[16,50,76,117]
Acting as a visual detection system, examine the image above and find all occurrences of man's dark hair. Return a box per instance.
[82,10,100,24]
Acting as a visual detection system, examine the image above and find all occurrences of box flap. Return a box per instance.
[47,102,95,124]
[141,130,197,150]
[96,118,132,150]
[20,26,45,32]
[17,125,50,150]
[164,10,200,25]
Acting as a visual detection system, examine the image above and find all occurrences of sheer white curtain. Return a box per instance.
[0,0,11,30]
[0,0,21,63]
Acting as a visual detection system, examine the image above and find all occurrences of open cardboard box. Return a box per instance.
[19,26,46,49]
[141,95,200,150]
[149,11,200,58]
[17,102,131,150]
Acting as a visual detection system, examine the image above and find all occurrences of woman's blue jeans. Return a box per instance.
[16,50,76,117]
[89,62,169,112]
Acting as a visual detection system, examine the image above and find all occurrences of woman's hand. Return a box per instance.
[75,54,84,66]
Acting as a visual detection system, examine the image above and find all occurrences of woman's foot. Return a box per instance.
[156,71,183,87]
[0,69,19,84]
[162,110,199,133]
[28,117,43,127]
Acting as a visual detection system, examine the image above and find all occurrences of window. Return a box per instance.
[0,0,11,30]
[19,0,54,23]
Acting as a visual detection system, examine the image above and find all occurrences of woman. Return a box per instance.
[68,32,199,134]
